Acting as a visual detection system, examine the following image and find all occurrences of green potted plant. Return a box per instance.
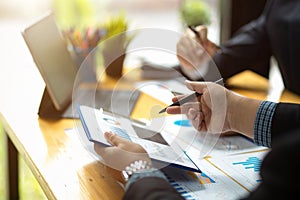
[101,12,135,78]
[179,0,211,27]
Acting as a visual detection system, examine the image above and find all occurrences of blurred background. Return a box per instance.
[0,0,267,199]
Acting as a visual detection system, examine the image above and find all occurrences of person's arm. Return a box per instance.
[123,176,184,200]
[270,103,300,143]
[166,80,300,149]
[166,81,262,138]
[253,101,277,147]
[211,0,274,81]
[253,101,300,147]
[121,105,300,200]
[166,80,275,147]
[93,132,185,200]
[241,128,300,200]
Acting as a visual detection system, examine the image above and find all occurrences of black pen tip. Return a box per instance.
[158,108,167,114]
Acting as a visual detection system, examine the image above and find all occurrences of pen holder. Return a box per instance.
[72,47,98,83]
[101,35,127,79]
[103,49,125,79]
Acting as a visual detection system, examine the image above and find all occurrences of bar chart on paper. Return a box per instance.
[208,150,269,191]
[162,166,216,200]
[232,156,262,183]
[162,159,251,200]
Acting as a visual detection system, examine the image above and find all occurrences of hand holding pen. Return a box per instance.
[176,25,221,80]
[163,78,229,133]
[158,78,223,114]
[188,25,221,54]
[188,25,206,44]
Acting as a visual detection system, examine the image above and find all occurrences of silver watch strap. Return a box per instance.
[125,169,167,191]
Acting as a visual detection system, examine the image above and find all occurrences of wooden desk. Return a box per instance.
[0,63,164,199]
[226,70,300,104]
[0,28,127,199]
[2,69,300,200]
[1,29,300,200]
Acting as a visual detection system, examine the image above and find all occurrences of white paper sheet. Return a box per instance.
[208,150,269,191]
[162,159,249,200]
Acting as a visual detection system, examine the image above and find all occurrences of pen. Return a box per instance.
[158,92,202,114]
[188,25,221,49]
[158,78,223,114]
[188,25,202,43]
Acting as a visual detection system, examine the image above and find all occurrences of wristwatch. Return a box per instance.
[121,160,153,182]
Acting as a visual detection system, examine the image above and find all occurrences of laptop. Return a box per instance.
[22,11,140,118]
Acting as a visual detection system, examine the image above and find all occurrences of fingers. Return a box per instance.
[195,25,208,43]
[167,99,205,131]
[168,93,202,114]
[177,26,212,81]
[166,106,181,114]
[171,94,187,103]
[185,80,208,94]
[187,107,200,119]
[103,132,147,152]
[104,132,130,147]
[186,25,208,44]
[167,102,201,114]
[185,107,206,132]
[177,36,201,69]
[187,108,201,130]
[188,25,219,57]
[167,106,204,131]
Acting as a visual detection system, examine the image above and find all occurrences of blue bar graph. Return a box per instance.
[165,174,196,200]
[232,156,262,182]
[232,156,262,172]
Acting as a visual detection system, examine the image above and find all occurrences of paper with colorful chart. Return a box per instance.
[161,159,250,200]
[65,125,261,200]
[76,104,270,199]
[207,150,269,192]
[148,114,268,158]
[77,105,200,172]
[146,115,270,199]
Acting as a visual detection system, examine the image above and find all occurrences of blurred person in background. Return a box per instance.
[177,0,300,95]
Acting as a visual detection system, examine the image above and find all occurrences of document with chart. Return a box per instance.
[161,159,250,200]
[208,150,270,191]
[77,105,200,172]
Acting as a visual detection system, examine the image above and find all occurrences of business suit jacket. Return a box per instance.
[212,0,300,95]
[123,103,300,200]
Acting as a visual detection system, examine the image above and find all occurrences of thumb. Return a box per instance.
[104,131,129,147]
[195,25,207,42]
[185,80,208,94]
[195,25,208,42]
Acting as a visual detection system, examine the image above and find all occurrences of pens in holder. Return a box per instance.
[158,78,223,114]
[63,26,106,51]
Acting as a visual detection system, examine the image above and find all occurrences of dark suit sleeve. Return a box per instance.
[211,0,274,80]
[270,103,300,144]
[123,177,185,200]
[241,128,300,200]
